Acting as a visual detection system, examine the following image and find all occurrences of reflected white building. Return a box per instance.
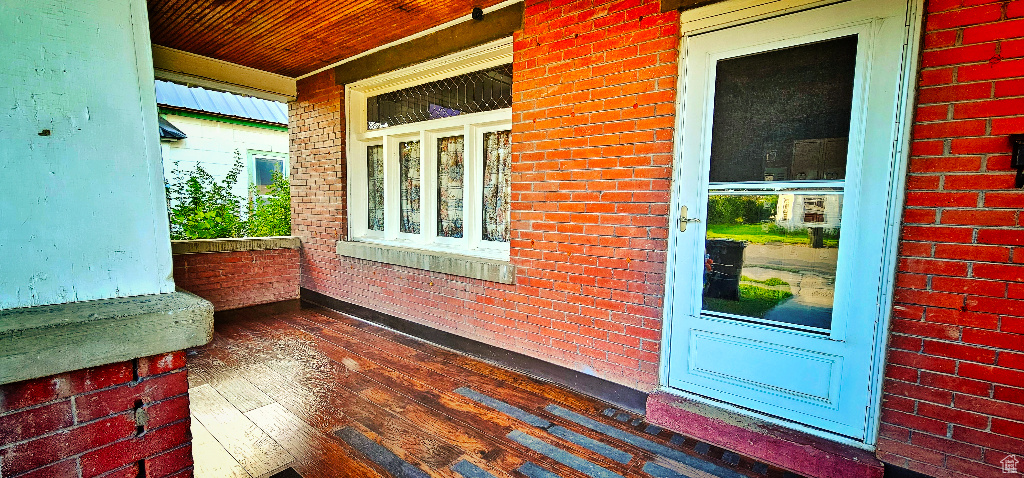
[774,194,843,231]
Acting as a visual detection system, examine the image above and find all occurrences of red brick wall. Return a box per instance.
[291,0,679,390]
[0,352,192,478]
[173,248,301,311]
[877,1,1024,477]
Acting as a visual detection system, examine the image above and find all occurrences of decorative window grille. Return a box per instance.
[366,64,512,130]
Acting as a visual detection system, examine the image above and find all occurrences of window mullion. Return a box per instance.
[384,135,398,240]
[465,124,480,251]
[422,130,437,244]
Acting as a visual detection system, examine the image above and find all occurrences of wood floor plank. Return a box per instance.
[280,317,661,468]
[268,318,652,477]
[205,327,463,478]
[215,375,276,413]
[190,384,295,478]
[215,319,595,478]
[245,402,385,478]
[294,313,602,413]
[188,305,791,478]
[191,414,253,478]
[304,308,608,412]
[289,311,722,470]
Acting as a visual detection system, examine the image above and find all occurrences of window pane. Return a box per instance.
[708,36,858,182]
[482,130,511,242]
[367,64,513,130]
[254,158,283,186]
[399,140,421,234]
[367,145,384,231]
[437,135,465,238]
[702,193,842,329]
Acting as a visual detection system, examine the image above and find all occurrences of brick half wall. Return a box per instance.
[0,352,192,478]
[172,238,301,311]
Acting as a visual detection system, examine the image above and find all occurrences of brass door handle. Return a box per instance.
[678,206,701,232]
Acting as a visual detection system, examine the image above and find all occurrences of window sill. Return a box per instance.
[336,240,514,284]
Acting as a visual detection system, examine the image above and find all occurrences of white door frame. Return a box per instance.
[658,0,925,448]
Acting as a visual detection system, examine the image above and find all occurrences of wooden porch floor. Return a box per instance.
[186,301,802,478]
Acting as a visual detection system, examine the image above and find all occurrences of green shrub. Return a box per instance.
[165,150,291,239]
[166,157,246,240]
[247,172,291,237]
[707,195,778,225]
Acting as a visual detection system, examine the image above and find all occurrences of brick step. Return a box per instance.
[647,391,884,478]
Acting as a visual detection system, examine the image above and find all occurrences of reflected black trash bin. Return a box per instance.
[704,239,746,301]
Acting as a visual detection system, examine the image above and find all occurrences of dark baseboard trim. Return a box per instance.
[300,288,648,414]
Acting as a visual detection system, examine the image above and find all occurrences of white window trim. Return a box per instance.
[345,38,514,262]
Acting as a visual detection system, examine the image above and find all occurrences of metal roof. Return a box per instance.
[155,80,288,125]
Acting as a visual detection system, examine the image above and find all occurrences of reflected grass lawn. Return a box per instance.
[704,284,793,318]
[741,275,789,286]
[706,224,838,247]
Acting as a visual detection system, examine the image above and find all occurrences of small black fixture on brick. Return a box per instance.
[472,7,484,20]
[1012,134,1024,187]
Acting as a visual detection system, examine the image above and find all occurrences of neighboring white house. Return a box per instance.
[156,80,289,203]
[774,194,843,231]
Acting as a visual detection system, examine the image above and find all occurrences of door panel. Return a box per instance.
[689,331,842,406]
[667,0,910,440]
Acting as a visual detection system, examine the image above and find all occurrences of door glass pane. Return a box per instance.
[437,135,465,238]
[399,140,421,234]
[482,130,511,242]
[702,193,841,329]
[709,36,858,183]
[367,145,384,231]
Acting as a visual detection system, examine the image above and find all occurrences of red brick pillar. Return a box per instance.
[0,352,192,478]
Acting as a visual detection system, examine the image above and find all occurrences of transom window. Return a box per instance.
[346,39,513,260]
[367,64,513,130]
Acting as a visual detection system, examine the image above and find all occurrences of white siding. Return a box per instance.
[160,114,288,205]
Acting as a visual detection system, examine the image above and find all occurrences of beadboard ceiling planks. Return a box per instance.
[147,0,509,78]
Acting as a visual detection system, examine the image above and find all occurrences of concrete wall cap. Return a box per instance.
[0,291,214,385]
[171,236,301,254]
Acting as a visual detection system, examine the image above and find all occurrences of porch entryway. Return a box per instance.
[664,0,915,444]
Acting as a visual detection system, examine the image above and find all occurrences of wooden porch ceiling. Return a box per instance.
[147,0,508,78]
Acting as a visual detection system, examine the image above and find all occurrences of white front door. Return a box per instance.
[666,0,913,440]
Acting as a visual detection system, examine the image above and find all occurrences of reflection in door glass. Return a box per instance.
[702,194,841,329]
[709,36,858,183]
